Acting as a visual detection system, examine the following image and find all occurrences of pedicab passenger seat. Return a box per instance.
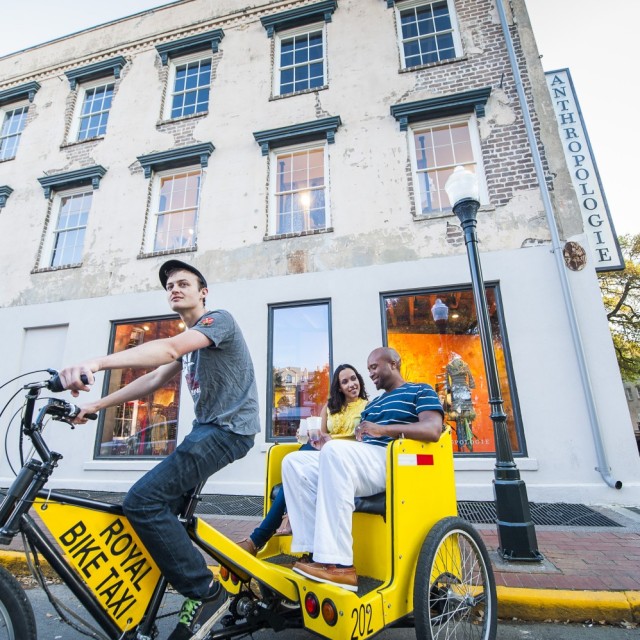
[269,484,386,518]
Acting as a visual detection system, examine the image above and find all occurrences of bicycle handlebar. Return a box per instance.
[47,372,90,393]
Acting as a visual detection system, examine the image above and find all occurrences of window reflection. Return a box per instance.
[269,303,331,439]
[97,317,184,457]
[384,288,522,455]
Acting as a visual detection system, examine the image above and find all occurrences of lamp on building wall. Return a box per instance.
[445,166,542,562]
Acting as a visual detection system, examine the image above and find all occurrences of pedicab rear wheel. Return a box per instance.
[414,516,497,640]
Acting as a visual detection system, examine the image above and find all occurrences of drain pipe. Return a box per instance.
[496,0,622,489]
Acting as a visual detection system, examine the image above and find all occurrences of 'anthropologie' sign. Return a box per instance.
[545,68,623,271]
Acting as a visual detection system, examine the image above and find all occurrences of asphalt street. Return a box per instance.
[22,584,638,640]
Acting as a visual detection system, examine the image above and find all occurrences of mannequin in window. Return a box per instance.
[446,353,477,452]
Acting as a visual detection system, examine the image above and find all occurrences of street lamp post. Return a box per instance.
[444,166,542,562]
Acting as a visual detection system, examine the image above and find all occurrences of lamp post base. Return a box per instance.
[494,478,543,561]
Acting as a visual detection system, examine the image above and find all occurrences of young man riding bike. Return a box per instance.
[58,259,260,640]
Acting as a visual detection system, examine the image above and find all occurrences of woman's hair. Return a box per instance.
[327,364,368,414]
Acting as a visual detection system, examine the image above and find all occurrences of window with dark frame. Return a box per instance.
[96,316,184,458]
[169,56,212,119]
[277,27,325,95]
[77,82,114,141]
[0,105,28,161]
[383,286,524,455]
[267,302,331,440]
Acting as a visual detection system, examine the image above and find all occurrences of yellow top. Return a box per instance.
[327,397,368,436]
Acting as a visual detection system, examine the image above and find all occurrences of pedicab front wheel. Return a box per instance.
[413,516,497,640]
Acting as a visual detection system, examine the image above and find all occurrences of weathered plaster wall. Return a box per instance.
[0,0,563,309]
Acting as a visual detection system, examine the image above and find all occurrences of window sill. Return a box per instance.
[138,246,197,260]
[157,111,208,127]
[60,136,105,149]
[270,85,328,102]
[454,457,539,472]
[84,459,161,472]
[0,156,16,164]
[412,204,495,222]
[264,226,333,241]
[32,262,82,274]
[400,55,467,74]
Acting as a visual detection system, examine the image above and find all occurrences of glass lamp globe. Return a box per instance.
[445,166,480,208]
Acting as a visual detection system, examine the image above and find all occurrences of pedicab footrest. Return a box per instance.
[270,484,386,518]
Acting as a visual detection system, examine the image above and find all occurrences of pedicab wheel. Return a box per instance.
[414,516,497,640]
[0,565,37,640]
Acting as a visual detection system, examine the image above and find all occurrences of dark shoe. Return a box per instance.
[236,537,258,556]
[282,552,313,569]
[292,561,358,592]
[168,584,228,639]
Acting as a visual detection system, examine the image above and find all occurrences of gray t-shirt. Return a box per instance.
[182,310,260,436]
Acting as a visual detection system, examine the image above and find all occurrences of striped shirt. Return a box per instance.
[360,382,444,447]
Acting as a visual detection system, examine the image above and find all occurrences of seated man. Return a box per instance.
[281,347,444,591]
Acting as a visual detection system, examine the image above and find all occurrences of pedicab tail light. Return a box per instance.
[230,572,240,585]
[304,593,320,618]
[219,566,229,581]
[321,599,338,626]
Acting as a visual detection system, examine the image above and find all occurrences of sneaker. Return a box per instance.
[168,584,228,640]
[292,561,359,592]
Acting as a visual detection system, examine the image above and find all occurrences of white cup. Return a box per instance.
[297,419,308,444]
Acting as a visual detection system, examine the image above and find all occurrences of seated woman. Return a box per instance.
[237,364,368,555]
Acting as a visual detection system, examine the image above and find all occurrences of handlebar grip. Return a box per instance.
[85,413,98,421]
[47,372,90,392]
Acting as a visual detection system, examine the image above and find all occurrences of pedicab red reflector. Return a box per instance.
[398,454,434,466]
[305,593,320,618]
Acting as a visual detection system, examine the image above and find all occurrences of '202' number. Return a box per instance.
[351,603,373,638]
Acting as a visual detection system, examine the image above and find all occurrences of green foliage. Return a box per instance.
[598,234,640,381]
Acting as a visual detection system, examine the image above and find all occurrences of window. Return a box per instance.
[35,165,106,271]
[49,189,92,267]
[276,25,325,95]
[151,168,202,252]
[636,386,640,400]
[410,116,486,214]
[155,29,224,121]
[0,104,28,160]
[268,302,331,440]
[64,56,126,142]
[137,142,214,256]
[625,387,633,401]
[395,0,461,68]
[97,317,184,458]
[272,143,327,235]
[76,82,114,141]
[383,286,524,455]
[168,54,212,119]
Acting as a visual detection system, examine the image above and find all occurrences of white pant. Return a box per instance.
[281,439,387,566]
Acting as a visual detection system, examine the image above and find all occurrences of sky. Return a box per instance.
[1,0,637,236]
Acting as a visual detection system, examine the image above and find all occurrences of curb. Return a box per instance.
[2,551,638,624]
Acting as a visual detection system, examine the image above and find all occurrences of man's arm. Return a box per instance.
[356,409,443,443]
[73,360,182,423]
[59,328,211,393]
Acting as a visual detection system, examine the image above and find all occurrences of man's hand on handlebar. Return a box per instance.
[57,363,98,397]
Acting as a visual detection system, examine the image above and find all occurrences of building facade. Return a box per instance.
[1,0,638,503]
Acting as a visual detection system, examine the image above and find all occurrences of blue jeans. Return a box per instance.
[250,442,315,549]
[123,423,254,599]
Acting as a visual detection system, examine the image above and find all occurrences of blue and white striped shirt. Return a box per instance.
[360,382,444,447]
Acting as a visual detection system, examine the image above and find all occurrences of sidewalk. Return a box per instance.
[2,510,639,625]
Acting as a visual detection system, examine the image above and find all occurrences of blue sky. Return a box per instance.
[2,0,636,235]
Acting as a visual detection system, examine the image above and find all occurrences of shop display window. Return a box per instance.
[383,287,524,455]
[96,316,184,458]
[267,301,331,440]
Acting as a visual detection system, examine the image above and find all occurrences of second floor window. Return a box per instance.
[411,116,486,214]
[168,55,211,119]
[396,0,461,68]
[0,105,28,161]
[76,82,114,141]
[152,168,202,252]
[276,25,325,95]
[272,144,327,235]
[50,189,92,267]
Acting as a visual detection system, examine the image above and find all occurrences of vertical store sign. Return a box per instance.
[545,68,623,271]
